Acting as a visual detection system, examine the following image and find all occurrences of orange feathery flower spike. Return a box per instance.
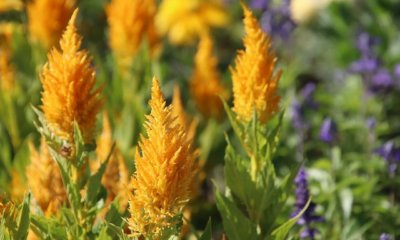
[93,113,130,212]
[127,77,198,237]
[28,0,75,49]
[190,34,228,120]
[40,9,103,145]
[106,0,160,60]
[231,4,281,123]
[27,137,67,216]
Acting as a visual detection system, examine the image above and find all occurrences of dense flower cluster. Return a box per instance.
[190,34,228,120]
[127,78,198,237]
[40,10,103,145]
[27,0,76,49]
[231,4,281,123]
[293,167,323,239]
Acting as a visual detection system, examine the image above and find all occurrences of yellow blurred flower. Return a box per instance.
[40,9,103,145]
[172,86,198,142]
[0,51,15,92]
[10,169,26,202]
[0,0,22,12]
[106,0,160,61]
[26,137,67,216]
[190,34,228,119]
[27,0,75,49]
[231,4,281,124]
[127,77,198,238]
[290,0,332,24]
[156,0,228,45]
[92,113,130,212]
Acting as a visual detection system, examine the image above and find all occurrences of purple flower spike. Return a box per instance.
[319,118,337,144]
[379,233,393,240]
[292,167,323,240]
[375,141,400,177]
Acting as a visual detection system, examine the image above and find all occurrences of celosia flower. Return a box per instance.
[10,170,25,202]
[0,51,15,92]
[292,167,323,240]
[156,0,228,45]
[190,34,228,119]
[231,4,281,123]
[27,137,66,216]
[106,0,160,61]
[172,86,198,143]
[127,77,197,237]
[0,0,22,12]
[92,113,130,211]
[319,118,337,144]
[27,0,75,49]
[40,9,103,145]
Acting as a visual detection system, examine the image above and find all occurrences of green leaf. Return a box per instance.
[198,219,212,240]
[96,226,112,240]
[15,194,30,240]
[30,215,67,240]
[270,199,311,240]
[106,223,129,240]
[215,190,258,240]
[222,99,245,144]
[86,143,115,205]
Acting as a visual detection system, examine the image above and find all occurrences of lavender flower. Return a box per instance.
[291,82,318,132]
[379,233,393,240]
[350,32,396,93]
[319,118,337,144]
[375,141,400,177]
[250,0,296,41]
[366,117,376,130]
[292,167,323,240]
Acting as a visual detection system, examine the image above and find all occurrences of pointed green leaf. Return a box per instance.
[15,194,30,240]
[215,190,258,240]
[270,199,311,240]
[198,219,212,240]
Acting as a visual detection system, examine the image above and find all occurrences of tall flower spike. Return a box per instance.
[92,113,130,212]
[106,0,160,61]
[27,138,67,216]
[28,0,75,49]
[231,4,281,123]
[40,9,103,145]
[127,77,198,238]
[190,34,228,120]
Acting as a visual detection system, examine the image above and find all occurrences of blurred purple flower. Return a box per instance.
[379,233,393,240]
[291,83,318,133]
[250,0,296,41]
[375,141,400,177]
[350,32,396,93]
[366,117,376,130]
[250,0,269,10]
[319,118,337,144]
[292,167,323,240]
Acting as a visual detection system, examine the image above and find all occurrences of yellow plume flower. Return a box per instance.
[27,137,66,216]
[127,77,198,237]
[10,170,25,202]
[0,0,22,12]
[172,86,198,143]
[92,113,130,212]
[156,0,228,45]
[27,0,75,49]
[0,51,15,92]
[40,9,103,145]
[231,4,281,123]
[106,0,160,61]
[190,34,228,119]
